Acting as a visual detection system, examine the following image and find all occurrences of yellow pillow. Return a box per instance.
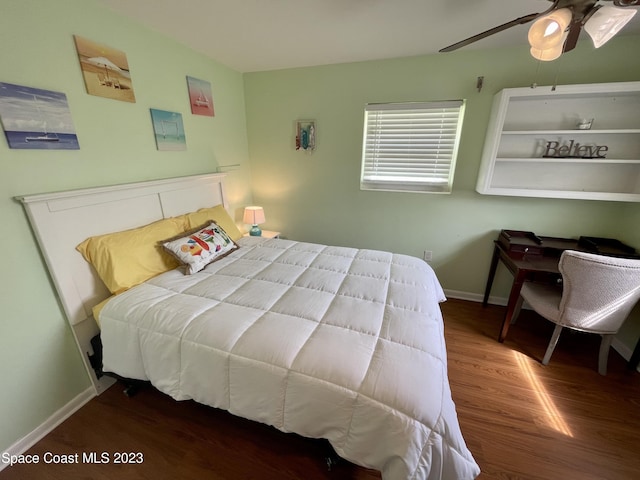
[184,205,242,241]
[92,296,115,328]
[77,217,187,294]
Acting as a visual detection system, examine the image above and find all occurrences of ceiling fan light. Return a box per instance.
[528,8,573,50]
[584,5,637,48]
[530,44,564,62]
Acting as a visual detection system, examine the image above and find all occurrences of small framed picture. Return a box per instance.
[295,120,316,151]
[150,108,186,151]
[186,76,214,117]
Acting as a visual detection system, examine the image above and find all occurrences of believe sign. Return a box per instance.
[543,139,609,159]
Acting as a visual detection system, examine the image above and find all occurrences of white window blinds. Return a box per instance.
[360,100,465,193]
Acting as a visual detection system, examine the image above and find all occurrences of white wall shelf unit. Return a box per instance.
[476,81,640,202]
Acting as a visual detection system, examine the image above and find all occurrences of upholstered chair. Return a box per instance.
[512,250,640,375]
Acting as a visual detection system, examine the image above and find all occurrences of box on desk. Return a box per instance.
[578,236,639,258]
[498,230,577,259]
[498,230,543,257]
[498,229,639,260]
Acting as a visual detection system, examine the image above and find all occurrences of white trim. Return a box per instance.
[444,289,508,306]
[611,337,636,368]
[0,387,95,472]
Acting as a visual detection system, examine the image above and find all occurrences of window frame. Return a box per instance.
[360,100,466,194]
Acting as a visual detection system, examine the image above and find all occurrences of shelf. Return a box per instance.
[495,157,640,164]
[483,188,640,202]
[476,81,640,202]
[501,129,640,135]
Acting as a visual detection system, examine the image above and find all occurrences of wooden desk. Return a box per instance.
[483,241,562,342]
[630,341,640,371]
[483,230,640,347]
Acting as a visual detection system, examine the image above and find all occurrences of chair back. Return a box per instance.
[558,250,640,333]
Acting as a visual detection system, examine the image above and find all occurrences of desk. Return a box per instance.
[483,230,639,345]
[483,241,562,343]
[629,342,640,371]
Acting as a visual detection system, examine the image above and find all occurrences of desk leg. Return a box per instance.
[483,246,500,307]
[498,270,527,343]
[628,337,640,371]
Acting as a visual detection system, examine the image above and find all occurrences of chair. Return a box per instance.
[512,250,640,375]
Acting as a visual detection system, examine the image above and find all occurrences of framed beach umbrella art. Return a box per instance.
[74,35,136,102]
[86,56,122,85]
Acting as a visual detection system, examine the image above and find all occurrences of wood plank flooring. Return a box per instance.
[1,298,638,479]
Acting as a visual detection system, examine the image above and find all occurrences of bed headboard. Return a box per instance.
[16,173,229,393]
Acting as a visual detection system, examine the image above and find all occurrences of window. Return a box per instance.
[360,100,466,193]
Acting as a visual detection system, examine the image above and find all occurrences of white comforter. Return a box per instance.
[100,237,479,479]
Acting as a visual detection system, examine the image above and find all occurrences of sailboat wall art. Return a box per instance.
[186,76,214,117]
[0,82,80,150]
[150,108,186,151]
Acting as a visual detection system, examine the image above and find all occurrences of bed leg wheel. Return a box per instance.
[326,455,341,471]
[123,385,138,397]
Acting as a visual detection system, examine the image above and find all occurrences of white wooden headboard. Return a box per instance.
[16,173,229,394]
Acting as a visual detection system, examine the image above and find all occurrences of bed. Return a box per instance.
[16,173,480,480]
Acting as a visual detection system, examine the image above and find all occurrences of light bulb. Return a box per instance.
[528,8,572,50]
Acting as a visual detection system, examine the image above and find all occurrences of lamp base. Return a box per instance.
[249,225,262,236]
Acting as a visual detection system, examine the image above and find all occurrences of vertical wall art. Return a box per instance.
[0,82,80,150]
[150,108,186,151]
[74,35,136,103]
[295,120,316,151]
[186,76,214,117]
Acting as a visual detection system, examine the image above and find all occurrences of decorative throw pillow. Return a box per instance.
[162,222,238,274]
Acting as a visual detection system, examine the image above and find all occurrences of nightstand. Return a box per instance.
[243,230,280,239]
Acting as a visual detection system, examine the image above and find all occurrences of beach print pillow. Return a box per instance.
[162,222,238,274]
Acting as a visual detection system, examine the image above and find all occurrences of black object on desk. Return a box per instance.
[483,230,640,370]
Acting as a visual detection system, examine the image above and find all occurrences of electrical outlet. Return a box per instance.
[423,250,432,262]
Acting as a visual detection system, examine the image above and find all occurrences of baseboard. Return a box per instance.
[444,289,508,307]
[611,338,633,363]
[0,387,95,472]
[443,289,638,370]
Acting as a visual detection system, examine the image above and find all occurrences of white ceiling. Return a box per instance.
[97,0,640,73]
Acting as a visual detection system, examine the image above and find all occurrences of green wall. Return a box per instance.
[2,0,639,459]
[243,37,640,349]
[0,0,251,453]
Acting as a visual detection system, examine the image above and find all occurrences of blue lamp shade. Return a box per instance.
[243,206,266,236]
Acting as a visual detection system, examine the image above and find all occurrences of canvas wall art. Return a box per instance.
[0,82,80,150]
[150,108,186,151]
[295,120,316,151]
[186,76,214,117]
[74,35,136,103]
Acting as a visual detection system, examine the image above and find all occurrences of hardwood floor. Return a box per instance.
[444,299,640,480]
[1,298,638,479]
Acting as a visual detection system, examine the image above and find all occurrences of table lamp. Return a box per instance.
[243,206,265,236]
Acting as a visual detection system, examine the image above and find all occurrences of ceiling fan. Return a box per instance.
[440,0,639,61]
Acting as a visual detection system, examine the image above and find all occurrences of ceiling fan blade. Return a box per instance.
[440,0,564,53]
[439,13,542,52]
[562,22,583,53]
